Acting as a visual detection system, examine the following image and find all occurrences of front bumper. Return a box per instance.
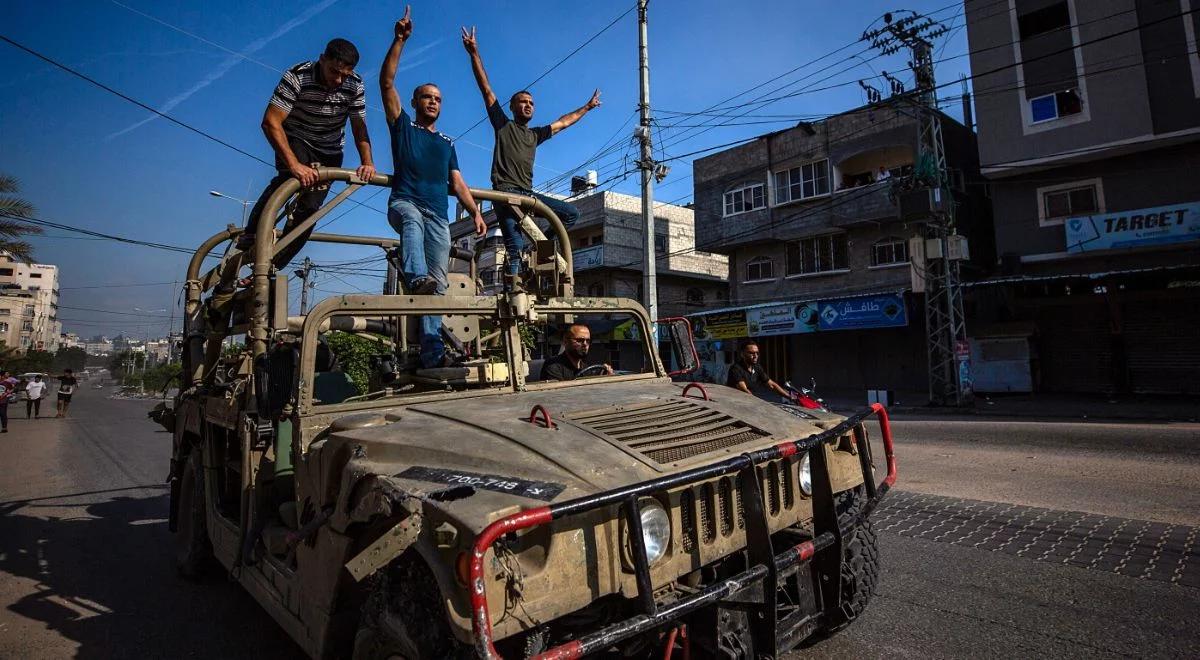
[470,403,898,659]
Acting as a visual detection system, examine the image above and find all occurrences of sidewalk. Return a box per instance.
[821,391,1199,423]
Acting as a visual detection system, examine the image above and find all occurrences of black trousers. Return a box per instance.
[0,404,7,430]
[244,137,344,269]
[26,397,40,418]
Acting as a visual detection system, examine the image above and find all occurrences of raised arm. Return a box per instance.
[461,27,497,107]
[379,5,413,125]
[549,89,602,136]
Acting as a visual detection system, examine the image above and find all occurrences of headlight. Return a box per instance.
[799,453,812,496]
[627,498,671,566]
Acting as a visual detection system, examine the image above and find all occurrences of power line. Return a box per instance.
[3,211,198,256]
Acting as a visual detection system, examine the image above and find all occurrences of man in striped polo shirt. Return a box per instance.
[242,38,376,270]
[381,7,486,368]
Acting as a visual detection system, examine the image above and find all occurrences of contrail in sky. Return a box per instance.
[107,0,339,140]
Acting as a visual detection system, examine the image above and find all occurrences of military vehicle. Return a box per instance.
[164,167,897,659]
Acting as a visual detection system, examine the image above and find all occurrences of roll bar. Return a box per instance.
[183,167,576,377]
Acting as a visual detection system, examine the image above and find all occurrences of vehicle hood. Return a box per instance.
[327,379,845,519]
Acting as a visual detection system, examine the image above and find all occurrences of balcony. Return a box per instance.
[830,182,899,228]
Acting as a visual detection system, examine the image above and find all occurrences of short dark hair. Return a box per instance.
[740,341,759,352]
[412,83,440,100]
[64,368,73,373]
[510,90,534,104]
[324,38,359,67]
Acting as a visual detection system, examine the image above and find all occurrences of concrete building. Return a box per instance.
[60,332,81,349]
[452,189,729,319]
[0,251,62,352]
[84,335,114,356]
[689,100,990,393]
[963,0,1200,394]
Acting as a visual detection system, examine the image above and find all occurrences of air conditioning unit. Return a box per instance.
[947,235,970,261]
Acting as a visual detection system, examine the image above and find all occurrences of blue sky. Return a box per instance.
[0,0,972,338]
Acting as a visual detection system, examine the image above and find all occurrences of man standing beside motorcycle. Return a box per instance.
[726,340,790,401]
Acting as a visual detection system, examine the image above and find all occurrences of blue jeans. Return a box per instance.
[494,186,579,276]
[388,198,450,368]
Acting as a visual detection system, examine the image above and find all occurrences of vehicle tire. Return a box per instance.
[352,555,470,660]
[175,449,215,579]
[823,486,880,633]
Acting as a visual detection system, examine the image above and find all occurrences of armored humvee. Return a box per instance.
[164,167,897,659]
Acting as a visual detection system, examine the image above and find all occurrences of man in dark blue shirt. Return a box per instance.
[381,7,486,368]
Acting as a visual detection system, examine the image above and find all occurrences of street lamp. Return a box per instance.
[209,190,253,225]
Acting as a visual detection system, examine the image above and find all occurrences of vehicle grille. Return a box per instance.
[565,399,770,465]
[679,459,800,551]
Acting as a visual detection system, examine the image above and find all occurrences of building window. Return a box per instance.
[29,273,42,279]
[1017,1,1070,39]
[587,282,605,297]
[0,322,7,333]
[686,288,705,306]
[0,268,11,276]
[654,234,668,254]
[1037,178,1103,227]
[774,160,830,204]
[785,234,849,276]
[723,184,766,216]
[871,237,909,267]
[1029,89,1082,123]
[22,321,33,332]
[0,309,8,316]
[745,257,775,282]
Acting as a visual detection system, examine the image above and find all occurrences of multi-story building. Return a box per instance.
[963,0,1200,394]
[60,332,81,349]
[690,101,990,393]
[84,335,114,356]
[0,251,62,352]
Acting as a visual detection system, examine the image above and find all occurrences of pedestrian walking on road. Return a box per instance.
[55,368,78,418]
[0,370,16,433]
[25,374,46,419]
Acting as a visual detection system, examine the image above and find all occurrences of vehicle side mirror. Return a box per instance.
[656,316,699,377]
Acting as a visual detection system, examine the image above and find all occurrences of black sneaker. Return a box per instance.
[410,278,438,295]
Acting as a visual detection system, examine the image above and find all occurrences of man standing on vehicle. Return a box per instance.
[237,37,376,272]
[381,7,486,368]
[55,368,79,418]
[726,341,790,401]
[461,27,600,284]
[541,324,613,381]
[25,374,46,419]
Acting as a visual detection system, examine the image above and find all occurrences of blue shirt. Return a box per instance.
[388,107,459,220]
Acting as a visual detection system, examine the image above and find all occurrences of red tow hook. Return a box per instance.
[680,383,709,401]
[528,404,555,429]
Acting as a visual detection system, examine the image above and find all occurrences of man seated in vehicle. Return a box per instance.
[726,340,789,401]
[541,323,613,381]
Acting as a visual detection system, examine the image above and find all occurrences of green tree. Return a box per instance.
[0,174,43,263]
[8,349,53,374]
[53,346,88,372]
[323,331,386,395]
[108,350,146,381]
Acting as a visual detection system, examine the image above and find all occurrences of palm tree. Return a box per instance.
[0,174,42,263]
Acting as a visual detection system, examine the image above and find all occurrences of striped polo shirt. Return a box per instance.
[269,61,366,156]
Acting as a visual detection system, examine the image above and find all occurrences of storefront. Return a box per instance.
[689,291,927,394]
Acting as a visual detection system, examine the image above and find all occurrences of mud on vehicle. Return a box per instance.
[162,167,897,659]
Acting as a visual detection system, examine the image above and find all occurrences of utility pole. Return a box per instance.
[865,11,969,407]
[636,0,659,323]
[295,257,315,314]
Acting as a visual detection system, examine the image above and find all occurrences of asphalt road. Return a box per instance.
[0,391,1197,659]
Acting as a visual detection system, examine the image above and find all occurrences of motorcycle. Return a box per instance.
[782,378,827,412]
